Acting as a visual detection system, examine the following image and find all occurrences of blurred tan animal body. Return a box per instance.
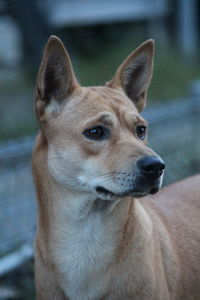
[32,36,200,300]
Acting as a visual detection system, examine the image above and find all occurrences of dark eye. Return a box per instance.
[136,125,146,140]
[83,126,110,141]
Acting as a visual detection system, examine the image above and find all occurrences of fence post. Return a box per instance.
[177,0,198,58]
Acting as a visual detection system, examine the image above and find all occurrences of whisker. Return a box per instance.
[48,156,65,160]
[96,171,117,178]
[97,178,115,185]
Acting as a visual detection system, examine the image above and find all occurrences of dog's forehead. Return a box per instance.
[62,86,139,122]
[89,86,136,110]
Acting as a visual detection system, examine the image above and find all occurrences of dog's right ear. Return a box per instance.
[36,35,79,118]
[107,40,154,112]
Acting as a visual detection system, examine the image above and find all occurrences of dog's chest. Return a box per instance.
[54,211,117,300]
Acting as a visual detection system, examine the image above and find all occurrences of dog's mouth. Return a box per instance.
[96,184,160,200]
[96,186,117,199]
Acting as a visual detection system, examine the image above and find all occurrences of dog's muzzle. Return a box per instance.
[95,155,165,200]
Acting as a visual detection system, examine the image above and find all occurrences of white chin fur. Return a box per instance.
[159,173,164,188]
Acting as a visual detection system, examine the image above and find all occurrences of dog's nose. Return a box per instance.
[137,156,165,179]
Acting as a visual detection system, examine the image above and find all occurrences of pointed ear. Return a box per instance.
[107,40,154,112]
[36,35,79,117]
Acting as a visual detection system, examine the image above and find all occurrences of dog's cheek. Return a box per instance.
[47,158,70,186]
[81,141,107,157]
[47,149,82,187]
[77,158,106,190]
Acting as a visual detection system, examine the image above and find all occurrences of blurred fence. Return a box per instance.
[143,95,200,184]
[0,94,200,261]
[0,136,35,257]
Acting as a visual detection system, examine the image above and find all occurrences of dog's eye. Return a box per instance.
[83,126,110,140]
[136,125,146,140]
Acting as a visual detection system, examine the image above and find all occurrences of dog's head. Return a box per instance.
[35,36,165,201]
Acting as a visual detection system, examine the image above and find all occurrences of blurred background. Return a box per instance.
[0,0,200,299]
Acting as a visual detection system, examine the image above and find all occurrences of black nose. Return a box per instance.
[137,156,165,179]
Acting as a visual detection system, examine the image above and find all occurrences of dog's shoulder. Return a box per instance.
[141,174,200,228]
[151,174,200,213]
[141,174,200,259]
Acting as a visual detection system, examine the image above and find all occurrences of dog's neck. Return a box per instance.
[45,180,128,228]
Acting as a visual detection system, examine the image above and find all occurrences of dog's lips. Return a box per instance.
[96,186,148,199]
[96,186,117,197]
[96,182,161,199]
[150,186,159,194]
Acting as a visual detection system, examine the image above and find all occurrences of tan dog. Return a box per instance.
[32,36,200,300]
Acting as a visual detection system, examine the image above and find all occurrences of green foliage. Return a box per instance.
[150,51,200,101]
[75,40,200,102]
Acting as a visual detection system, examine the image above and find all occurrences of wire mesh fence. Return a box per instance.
[143,95,200,184]
[0,136,36,257]
[0,94,200,258]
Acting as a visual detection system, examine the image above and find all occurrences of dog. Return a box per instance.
[32,36,200,300]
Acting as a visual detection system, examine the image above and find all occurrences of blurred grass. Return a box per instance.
[0,85,38,141]
[0,33,199,141]
[77,41,200,101]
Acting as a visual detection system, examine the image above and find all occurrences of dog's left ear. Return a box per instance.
[107,40,154,112]
[36,35,79,118]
